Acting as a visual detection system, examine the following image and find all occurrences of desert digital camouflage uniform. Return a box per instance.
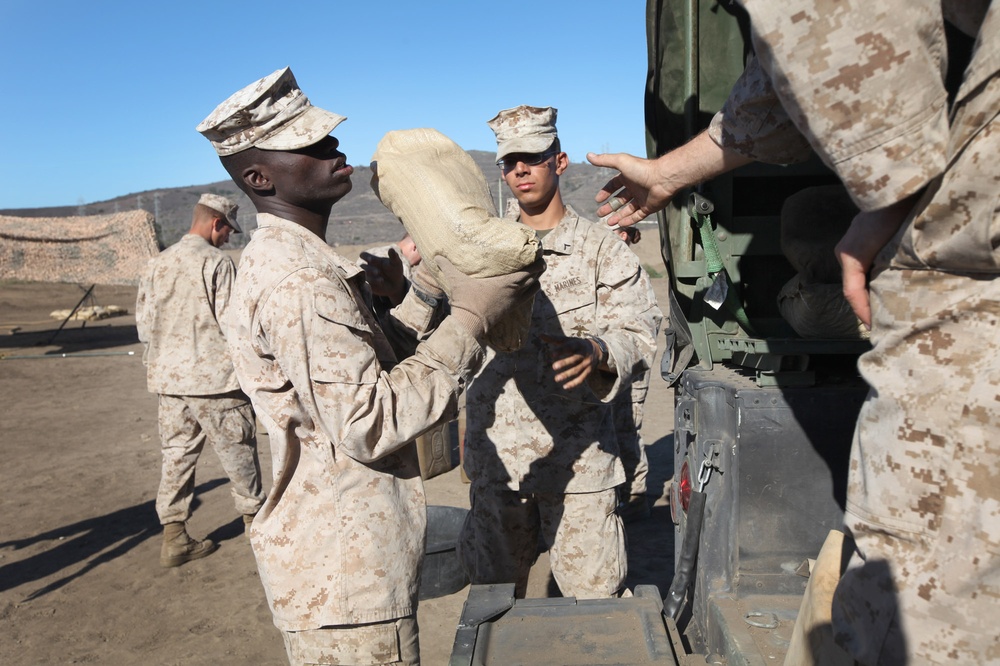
[458,206,661,598]
[613,230,653,515]
[135,233,264,524]
[282,616,419,665]
[228,213,483,637]
[711,2,999,662]
[615,367,650,499]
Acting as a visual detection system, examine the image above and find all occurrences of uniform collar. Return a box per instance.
[255,213,364,280]
[533,205,582,256]
[180,233,212,247]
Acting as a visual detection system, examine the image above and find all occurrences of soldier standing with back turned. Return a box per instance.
[136,193,265,567]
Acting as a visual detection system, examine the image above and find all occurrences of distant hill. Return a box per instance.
[0,151,619,249]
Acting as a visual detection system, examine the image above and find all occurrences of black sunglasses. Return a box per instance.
[496,150,557,171]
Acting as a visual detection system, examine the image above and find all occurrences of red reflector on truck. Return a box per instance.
[679,460,692,512]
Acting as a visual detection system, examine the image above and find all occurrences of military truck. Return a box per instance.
[448,1,873,663]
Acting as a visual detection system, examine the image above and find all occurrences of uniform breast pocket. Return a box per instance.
[527,290,601,397]
[310,287,380,386]
[548,290,596,336]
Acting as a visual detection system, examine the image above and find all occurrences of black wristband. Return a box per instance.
[412,286,440,308]
[592,336,608,364]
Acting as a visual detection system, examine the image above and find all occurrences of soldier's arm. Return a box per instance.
[134,265,153,346]
[261,270,480,464]
[375,262,448,359]
[588,130,754,227]
[587,237,663,401]
[212,256,237,341]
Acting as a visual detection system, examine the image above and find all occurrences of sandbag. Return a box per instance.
[780,185,858,284]
[370,128,541,351]
[777,274,868,340]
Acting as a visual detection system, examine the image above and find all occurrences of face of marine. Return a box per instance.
[500,148,568,213]
[263,135,355,210]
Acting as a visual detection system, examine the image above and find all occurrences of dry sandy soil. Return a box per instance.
[0,228,675,665]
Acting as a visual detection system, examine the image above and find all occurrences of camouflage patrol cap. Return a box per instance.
[197,192,242,233]
[196,67,346,157]
[487,105,558,160]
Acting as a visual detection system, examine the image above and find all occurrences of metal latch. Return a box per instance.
[697,459,713,492]
[697,439,723,491]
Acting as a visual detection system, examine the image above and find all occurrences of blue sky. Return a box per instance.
[0,1,649,209]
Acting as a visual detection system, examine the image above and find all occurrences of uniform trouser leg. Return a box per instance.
[186,392,265,517]
[281,616,419,666]
[457,484,540,598]
[156,394,206,525]
[831,268,1000,665]
[540,489,626,599]
[617,400,649,497]
[156,393,265,524]
[457,484,626,599]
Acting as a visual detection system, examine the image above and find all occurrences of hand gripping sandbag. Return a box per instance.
[370,128,542,351]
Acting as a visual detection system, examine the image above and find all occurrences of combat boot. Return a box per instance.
[242,513,255,537]
[160,521,218,568]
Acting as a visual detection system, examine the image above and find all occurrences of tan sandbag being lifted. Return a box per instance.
[370,128,542,352]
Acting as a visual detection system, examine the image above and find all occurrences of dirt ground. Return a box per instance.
[0,227,675,665]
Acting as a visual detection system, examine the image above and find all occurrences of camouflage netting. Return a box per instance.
[0,210,160,286]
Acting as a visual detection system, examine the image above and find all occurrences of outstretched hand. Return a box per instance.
[587,152,673,227]
[588,132,755,228]
[541,333,604,390]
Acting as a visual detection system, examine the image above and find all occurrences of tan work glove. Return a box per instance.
[435,255,545,340]
[410,261,445,300]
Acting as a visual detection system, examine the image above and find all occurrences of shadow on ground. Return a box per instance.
[0,322,139,356]
[0,478,228,600]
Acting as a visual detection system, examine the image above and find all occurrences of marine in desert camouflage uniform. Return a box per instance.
[135,192,265,568]
[590,2,998,662]
[457,106,662,599]
[196,68,541,666]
